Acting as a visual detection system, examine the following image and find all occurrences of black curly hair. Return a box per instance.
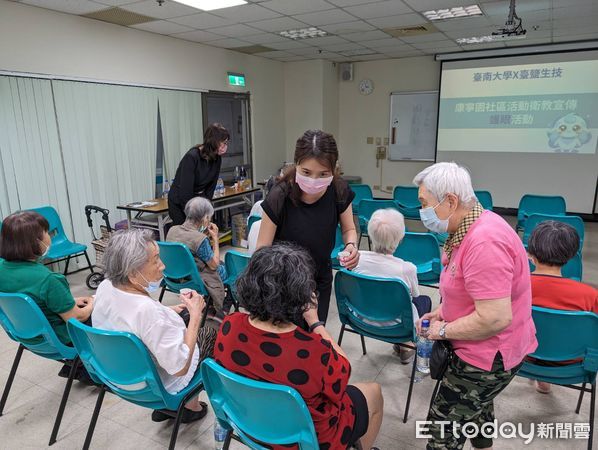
[236,243,317,325]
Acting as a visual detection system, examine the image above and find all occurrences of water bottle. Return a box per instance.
[162,179,170,199]
[213,418,228,450]
[215,178,224,197]
[234,166,240,183]
[414,319,432,383]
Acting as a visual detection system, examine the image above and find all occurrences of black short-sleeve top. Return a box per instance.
[261,179,355,272]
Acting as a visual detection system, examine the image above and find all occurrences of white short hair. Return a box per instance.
[367,209,405,254]
[413,162,476,205]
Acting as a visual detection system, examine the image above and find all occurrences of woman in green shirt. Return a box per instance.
[0,211,93,345]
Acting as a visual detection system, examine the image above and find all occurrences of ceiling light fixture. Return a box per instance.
[279,27,328,40]
[423,4,482,21]
[172,0,247,11]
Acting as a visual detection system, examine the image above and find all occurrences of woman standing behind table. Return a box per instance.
[257,130,359,324]
[168,123,229,226]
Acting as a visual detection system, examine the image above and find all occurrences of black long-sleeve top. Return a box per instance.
[168,146,222,207]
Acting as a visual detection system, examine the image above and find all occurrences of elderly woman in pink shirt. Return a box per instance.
[414,162,537,450]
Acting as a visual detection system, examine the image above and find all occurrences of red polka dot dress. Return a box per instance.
[214,313,356,450]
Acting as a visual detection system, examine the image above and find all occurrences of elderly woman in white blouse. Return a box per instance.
[92,229,216,424]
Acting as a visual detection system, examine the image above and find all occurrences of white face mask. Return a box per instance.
[136,272,163,294]
[38,241,50,261]
[419,198,453,234]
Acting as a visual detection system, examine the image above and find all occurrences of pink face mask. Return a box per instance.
[295,172,333,195]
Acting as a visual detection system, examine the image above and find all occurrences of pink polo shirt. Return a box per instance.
[440,211,537,371]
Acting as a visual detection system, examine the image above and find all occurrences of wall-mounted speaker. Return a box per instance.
[339,63,353,81]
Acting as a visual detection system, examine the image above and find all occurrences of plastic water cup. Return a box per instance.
[180,288,192,297]
[338,250,350,266]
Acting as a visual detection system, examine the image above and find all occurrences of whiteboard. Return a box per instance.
[389,91,438,161]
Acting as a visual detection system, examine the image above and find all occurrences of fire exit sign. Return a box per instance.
[227,72,245,87]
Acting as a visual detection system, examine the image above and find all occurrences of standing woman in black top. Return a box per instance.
[257,130,359,323]
[168,123,229,225]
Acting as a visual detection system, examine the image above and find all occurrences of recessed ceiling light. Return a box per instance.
[279,27,328,40]
[456,34,527,44]
[172,0,247,11]
[423,4,482,21]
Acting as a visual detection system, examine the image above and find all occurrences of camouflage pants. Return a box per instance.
[426,353,521,450]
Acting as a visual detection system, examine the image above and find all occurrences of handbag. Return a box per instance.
[430,340,453,380]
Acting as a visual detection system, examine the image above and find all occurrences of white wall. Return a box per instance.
[0,0,286,183]
[338,56,440,197]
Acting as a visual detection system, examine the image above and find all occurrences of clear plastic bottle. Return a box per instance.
[213,418,228,450]
[215,177,224,197]
[414,319,432,383]
[162,179,170,199]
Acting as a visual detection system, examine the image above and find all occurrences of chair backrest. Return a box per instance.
[561,252,583,281]
[474,190,493,211]
[350,184,373,211]
[393,186,420,208]
[29,205,69,245]
[0,292,76,361]
[522,213,585,250]
[334,269,416,341]
[201,358,319,450]
[394,232,441,281]
[517,194,566,222]
[224,250,251,290]
[358,199,400,223]
[247,215,261,235]
[67,319,173,409]
[156,241,208,296]
[528,306,598,364]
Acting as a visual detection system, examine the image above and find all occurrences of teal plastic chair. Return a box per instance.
[334,269,417,422]
[224,250,250,309]
[522,213,585,251]
[201,358,319,450]
[29,206,94,276]
[474,190,493,211]
[516,194,566,231]
[247,215,261,236]
[393,186,421,220]
[357,199,401,249]
[529,252,583,282]
[0,293,80,446]
[67,320,204,450]
[331,225,344,270]
[394,232,441,286]
[350,184,373,217]
[518,307,597,450]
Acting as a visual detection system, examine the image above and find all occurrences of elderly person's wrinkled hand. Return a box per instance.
[416,308,443,335]
[181,290,205,318]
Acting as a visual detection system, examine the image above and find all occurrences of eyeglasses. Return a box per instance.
[222,140,229,145]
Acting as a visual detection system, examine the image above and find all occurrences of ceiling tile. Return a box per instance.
[255,50,296,58]
[213,4,281,22]
[120,0,199,19]
[327,0,385,6]
[171,29,224,42]
[208,38,253,48]
[361,37,404,48]
[553,33,598,42]
[367,13,426,29]
[340,30,391,41]
[400,32,449,43]
[260,0,333,15]
[170,13,234,29]
[292,9,357,26]
[459,41,507,49]
[319,20,376,34]
[486,10,552,26]
[504,37,552,46]
[403,0,472,11]
[444,27,500,39]
[213,23,263,37]
[412,39,461,49]
[267,40,313,50]
[553,4,598,20]
[289,46,330,56]
[21,0,105,15]
[131,19,194,35]
[94,0,139,5]
[480,0,552,16]
[425,46,462,54]
[344,1,413,20]
[383,49,423,57]
[352,53,388,61]
[303,35,350,46]
[434,16,493,31]
[249,16,308,32]
[276,56,309,61]
[242,32,288,44]
[321,41,369,51]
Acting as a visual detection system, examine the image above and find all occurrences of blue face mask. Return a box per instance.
[419,198,452,234]
[137,272,163,294]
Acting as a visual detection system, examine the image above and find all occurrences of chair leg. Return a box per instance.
[158,286,166,303]
[223,428,233,450]
[49,357,80,445]
[357,233,362,249]
[63,256,71,276]
[367,236,371,251]
[338,324,346,346]
[588,383,595,450]
[576,383,587,414]
[83,251,94,274]
[83,386,106,450]
[200,296,213,328]
[168,403,187,450]
[403,353,418,423]
[0,344,24,416]
[360,334,367,356]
